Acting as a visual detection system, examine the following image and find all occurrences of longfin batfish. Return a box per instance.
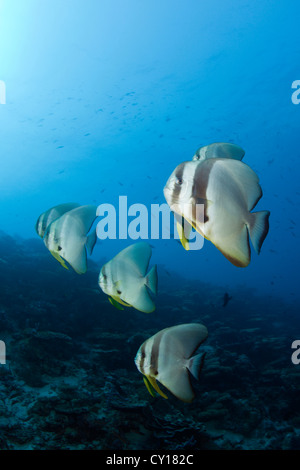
[98,243,158,313]
[164,158,270,267]
[35,203,80,238]
[135,323,208,402]
[44,204,98,274]
[192,142,245,162]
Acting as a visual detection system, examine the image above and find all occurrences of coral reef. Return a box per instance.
[0,233,299,450]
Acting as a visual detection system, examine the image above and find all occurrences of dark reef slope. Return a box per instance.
[0,231,299,450]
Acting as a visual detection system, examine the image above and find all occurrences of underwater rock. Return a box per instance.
[0,234,300,449]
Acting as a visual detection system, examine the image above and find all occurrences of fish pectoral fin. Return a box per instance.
[115,298,131,307]
[143,376,156,398]
[111,292,131,307]
[108,296,124,310]
[146,375,168,399]
[50,251,69,270]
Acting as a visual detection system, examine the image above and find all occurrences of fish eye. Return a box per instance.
[102,274,107,280]
[176,177,183,185]
[58,246,62,251]
[117,290,122,295]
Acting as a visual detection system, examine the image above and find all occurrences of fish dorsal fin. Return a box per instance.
[65,205,98,235]
[164,323,208,358]
[36,202,80,238]
[115,242,152,276]
[193,143,245,162]
[85,228,97,256]
[207,159,262,212]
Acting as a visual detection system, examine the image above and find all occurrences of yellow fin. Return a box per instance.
[50,251,69,270]
[108,296,124,310]
[143,376,156,398]
[176,221,190,251]
[111,295,131,307]
[112,281,132,306]
[147,375,168,399]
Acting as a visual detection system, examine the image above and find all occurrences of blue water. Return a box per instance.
[1,0,299,305]
[0,0,300,451]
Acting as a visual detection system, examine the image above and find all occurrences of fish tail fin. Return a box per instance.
[86,228,97,256]
[145,265,158,295]
[187,352,206,381]
[248,210,270,254]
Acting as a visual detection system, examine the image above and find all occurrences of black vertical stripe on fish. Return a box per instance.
[192,161,212,224]
[172,162,186,201]
[150,330,164,377]
[139,342,147,375]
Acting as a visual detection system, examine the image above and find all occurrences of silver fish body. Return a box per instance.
[44,204,98,274]
[99,242,158,313]
[35,202,80,238]
[164,158,270,267]
[135,323,208,402]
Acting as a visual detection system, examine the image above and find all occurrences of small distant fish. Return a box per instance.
[223,292,232,307]
[98,242,157,313]
[43,205,98,274]
[192,142,245,163]
[164,157,270,267]
[135,323,208,402]
[35,203,80,239]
